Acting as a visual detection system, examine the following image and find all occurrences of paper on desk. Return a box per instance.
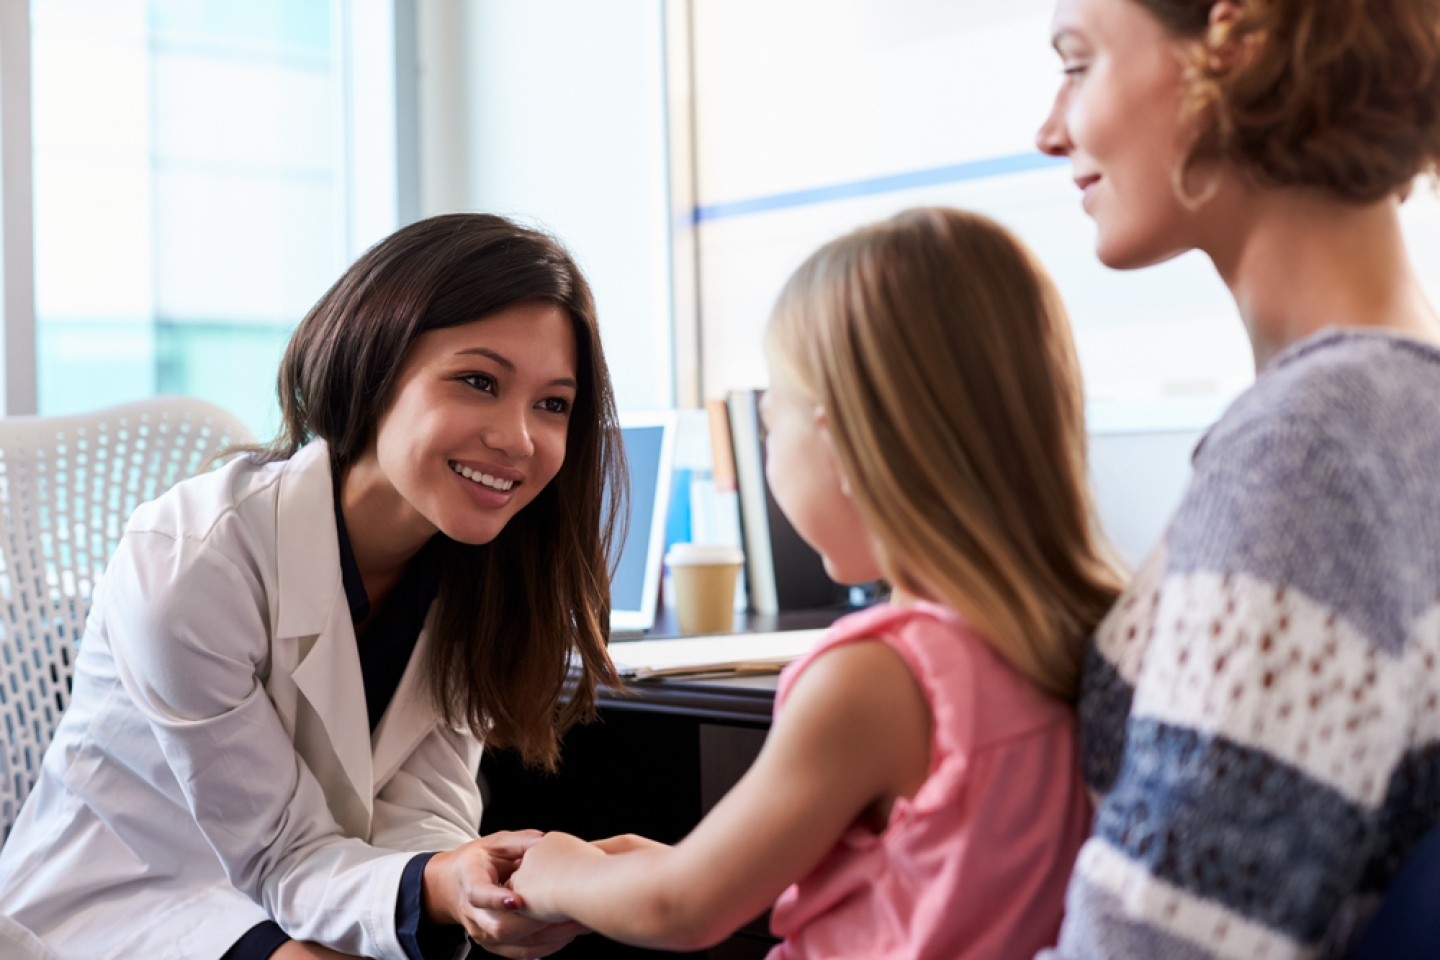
[607,629,826,679]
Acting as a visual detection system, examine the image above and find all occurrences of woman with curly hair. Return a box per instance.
[1037,1,1440,957]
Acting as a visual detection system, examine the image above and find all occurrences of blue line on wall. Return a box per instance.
[693,151,1067,223]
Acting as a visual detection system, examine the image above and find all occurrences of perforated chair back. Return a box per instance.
[0,397,253,842]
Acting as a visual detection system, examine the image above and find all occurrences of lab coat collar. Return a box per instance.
[275,440,343,640]
[274,440,375,824]
[273,440,446,817]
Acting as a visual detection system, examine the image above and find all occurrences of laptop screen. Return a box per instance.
[607,413,676,632]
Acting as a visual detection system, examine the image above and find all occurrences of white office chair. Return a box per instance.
[0,397,254,843]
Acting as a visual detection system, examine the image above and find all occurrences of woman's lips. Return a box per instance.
[449,459,524,486]
[452,464,517,508]
[448,459,522,508]
[1075,174,1101,209]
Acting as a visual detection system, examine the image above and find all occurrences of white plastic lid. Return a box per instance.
[665,543,745,567]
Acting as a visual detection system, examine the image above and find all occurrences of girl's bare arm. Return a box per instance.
[506,639,931,952]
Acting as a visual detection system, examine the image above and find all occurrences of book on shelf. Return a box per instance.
[687,400,747,610]
[725,389,849,616]
[705,399,737,494]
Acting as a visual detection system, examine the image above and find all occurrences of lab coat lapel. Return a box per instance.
[273,441,375,834]
[371,609,443,793]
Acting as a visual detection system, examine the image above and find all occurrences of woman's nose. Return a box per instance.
[1036,91,1072,158]
[482,403,535,459]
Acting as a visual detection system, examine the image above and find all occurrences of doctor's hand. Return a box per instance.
[424,832,588,958]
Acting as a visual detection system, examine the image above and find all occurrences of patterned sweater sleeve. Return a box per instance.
[1046,400,1440,960]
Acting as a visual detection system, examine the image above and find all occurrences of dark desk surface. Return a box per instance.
[599,673,777,724]
[600,605,850,723]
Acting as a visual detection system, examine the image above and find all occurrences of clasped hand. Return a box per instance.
[507,832,666,923]
[423,831,588,958]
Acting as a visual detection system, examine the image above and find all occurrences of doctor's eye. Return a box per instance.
[461,373,497,395]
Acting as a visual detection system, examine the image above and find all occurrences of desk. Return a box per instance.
[479,610,850,959]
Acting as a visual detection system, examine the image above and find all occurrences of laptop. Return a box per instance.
[607,411,678,638]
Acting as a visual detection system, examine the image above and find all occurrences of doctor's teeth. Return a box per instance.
[449,461,513,491]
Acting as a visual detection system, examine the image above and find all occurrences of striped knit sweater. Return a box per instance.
[1046,330,1440,959]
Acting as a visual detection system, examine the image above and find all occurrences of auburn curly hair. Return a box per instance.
[1140,0,1440,202]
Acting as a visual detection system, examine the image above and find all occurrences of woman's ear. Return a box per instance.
[1208,1,1242,33]
[813,405,857,499]
[1207,1,1253,68]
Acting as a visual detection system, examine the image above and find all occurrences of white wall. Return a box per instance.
[415,0,674,413]
[1090,429,1201,568]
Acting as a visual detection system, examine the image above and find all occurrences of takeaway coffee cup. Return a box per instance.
[665,543,745,636]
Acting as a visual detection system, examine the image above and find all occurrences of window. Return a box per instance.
[682,0,1440,432]
[32,0,393,438]
[684,0,1254,432]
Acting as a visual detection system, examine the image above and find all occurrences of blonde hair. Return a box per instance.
[767,207,1124,701]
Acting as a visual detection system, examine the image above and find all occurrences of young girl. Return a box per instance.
[0,214,617,960]
[507,206,1125,958]
[1037,1,1440,956]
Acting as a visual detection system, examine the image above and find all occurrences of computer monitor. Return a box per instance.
[608,411,677,634]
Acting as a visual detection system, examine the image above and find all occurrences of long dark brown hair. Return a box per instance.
[259,213,623,768]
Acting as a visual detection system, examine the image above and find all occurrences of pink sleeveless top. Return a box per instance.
[767,602,1090,960]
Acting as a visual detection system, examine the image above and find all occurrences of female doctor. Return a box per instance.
[0,214,624,960]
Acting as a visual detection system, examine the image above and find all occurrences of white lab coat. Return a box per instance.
[0,440,484,960]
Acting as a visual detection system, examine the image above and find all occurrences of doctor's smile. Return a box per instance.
[449,463,519,493]
[449,458,522,510]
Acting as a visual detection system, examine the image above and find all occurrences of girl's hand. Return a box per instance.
[507,831,607,923]
[592,833,667,855]
[424,831,587,957]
